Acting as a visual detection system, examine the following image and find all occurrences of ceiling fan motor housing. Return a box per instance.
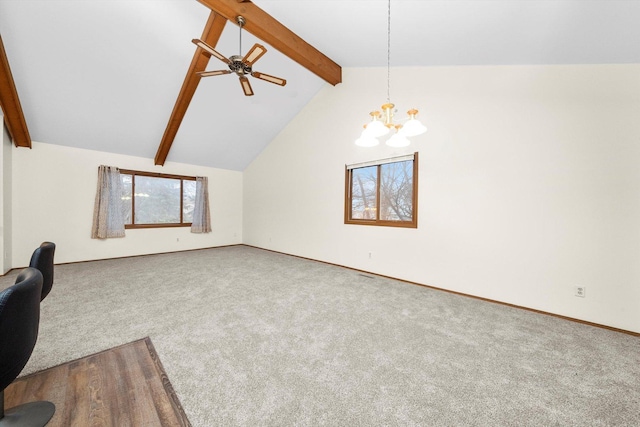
[229,55,252,76]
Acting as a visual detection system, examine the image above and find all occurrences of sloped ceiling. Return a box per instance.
[1,0,639,171]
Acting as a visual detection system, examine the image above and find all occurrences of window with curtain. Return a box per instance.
[93,167,211,234]
[119,169,198,229]
[344,153,418,228]
[91,165,126,239]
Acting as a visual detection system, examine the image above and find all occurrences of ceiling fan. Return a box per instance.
[192,16,287,96]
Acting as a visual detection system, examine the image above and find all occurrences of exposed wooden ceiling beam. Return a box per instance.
[156,1,341,165]
[154,12,227,166]
[0,34,31,148]
[196,0,342,86]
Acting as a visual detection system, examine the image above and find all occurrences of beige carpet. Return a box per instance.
[2,246,639,426]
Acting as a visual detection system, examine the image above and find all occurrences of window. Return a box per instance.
[344,153,418,228]
[120,169,197,229]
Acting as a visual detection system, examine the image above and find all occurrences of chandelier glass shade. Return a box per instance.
[400,109,428,137]
[387,127,411,147]
[354,133,380,147]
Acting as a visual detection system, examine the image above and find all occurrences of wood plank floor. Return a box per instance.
[4,337,191,427]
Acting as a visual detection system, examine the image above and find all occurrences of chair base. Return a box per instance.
[0,401,55,426]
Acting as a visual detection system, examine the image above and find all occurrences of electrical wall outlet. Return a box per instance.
[575,286,586,298]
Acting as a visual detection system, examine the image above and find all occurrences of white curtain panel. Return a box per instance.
[91,165,126,239]
[191,176,212,233]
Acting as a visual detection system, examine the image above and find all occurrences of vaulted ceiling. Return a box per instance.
[1,1,639,171]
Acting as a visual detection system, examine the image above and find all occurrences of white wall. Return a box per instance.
[244,64,640,333]
[1,118,13,274]
[11,142,242,266]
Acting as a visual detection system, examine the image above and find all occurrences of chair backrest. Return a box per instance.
[0,267,44,391]
[29,241,55,301]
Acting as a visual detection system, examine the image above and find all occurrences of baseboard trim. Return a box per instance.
[245,245,640,338]
[5,243,636,337]
[1,244,243,277]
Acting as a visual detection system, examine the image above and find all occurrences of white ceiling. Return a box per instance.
[1,0,639,171]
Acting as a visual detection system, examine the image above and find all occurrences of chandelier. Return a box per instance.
[355,0,427,148]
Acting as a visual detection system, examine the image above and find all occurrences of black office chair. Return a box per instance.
[0,267,55,426]
[29,242,56,302]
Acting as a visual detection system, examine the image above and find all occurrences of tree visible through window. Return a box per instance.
[120,169,197,228]
[345,153,418,228]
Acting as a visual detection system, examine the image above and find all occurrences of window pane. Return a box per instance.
[380,160,413,221]
[351,166,377,220]
[183,180,196,223]
[134,176,180,224]
[121,174,132,225]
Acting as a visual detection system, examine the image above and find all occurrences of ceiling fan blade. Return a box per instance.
[251,71,287,86]
[239,76,254,96]
[197,70,232,77]
[192,39,230,65]
[242,43,267,66]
